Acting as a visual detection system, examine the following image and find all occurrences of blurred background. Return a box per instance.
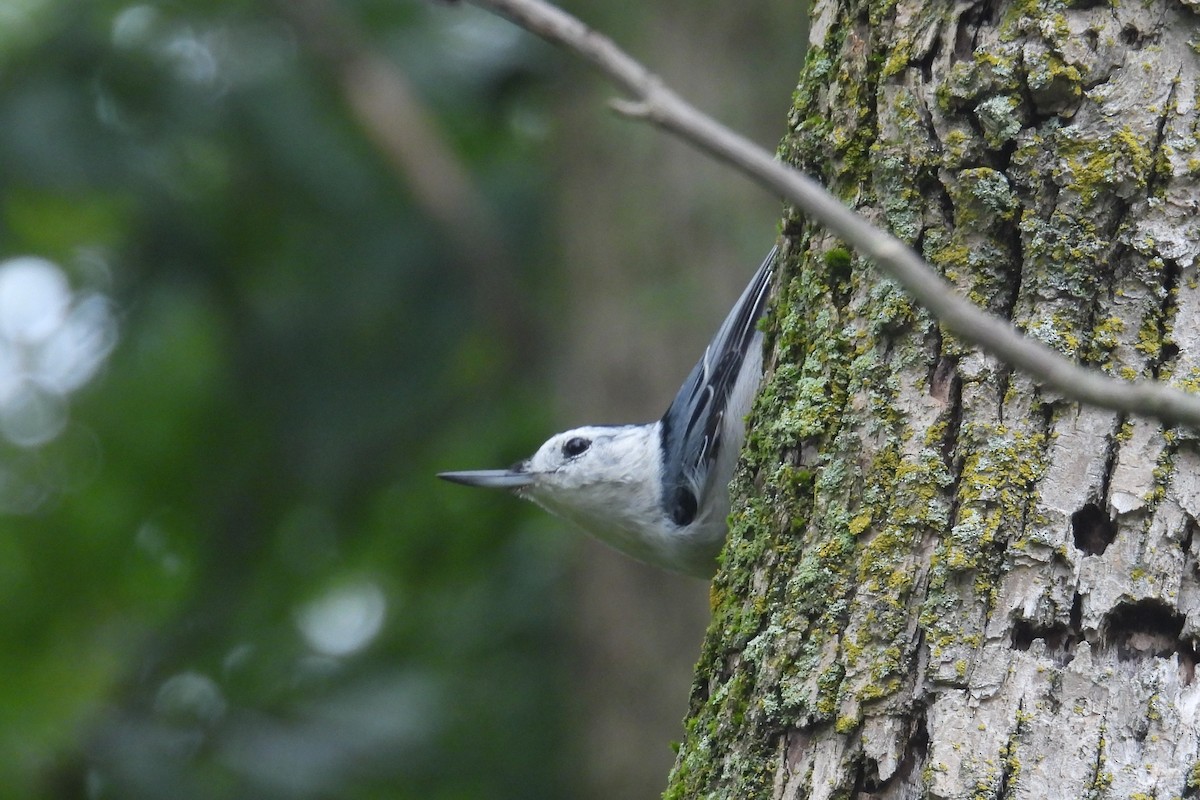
[0,1,803,797]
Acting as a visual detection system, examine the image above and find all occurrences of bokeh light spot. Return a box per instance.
[0,256,69,344]
[0,256,117,457]
[295,580,387,657]
[154,671,228,727]
[110,4,161,49]
[0,256,117,515]
[0,382,66,447]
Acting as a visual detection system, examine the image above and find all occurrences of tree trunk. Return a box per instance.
[665,0,1200,797]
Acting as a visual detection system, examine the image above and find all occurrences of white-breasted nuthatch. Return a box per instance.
[439,247,777,578]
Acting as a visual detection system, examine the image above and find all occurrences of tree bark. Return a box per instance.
[666,0,1200,797]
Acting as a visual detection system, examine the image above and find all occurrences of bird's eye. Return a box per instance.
[561,437,591,458]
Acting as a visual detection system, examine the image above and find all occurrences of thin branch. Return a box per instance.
[465,0,1200,429]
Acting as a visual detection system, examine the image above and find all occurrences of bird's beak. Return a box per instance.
[438,468,535,489]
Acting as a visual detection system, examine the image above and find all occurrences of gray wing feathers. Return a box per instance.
[658,246,778,526]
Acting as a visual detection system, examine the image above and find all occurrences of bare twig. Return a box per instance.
[465,0,1200,429]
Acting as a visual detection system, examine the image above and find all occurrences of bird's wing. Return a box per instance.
[658,246,777,526]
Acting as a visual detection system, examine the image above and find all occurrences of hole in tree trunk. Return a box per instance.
[1101,599,1185,661]
[1072,503,1116,555]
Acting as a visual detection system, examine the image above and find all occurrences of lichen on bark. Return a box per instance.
[665,0,1200,797]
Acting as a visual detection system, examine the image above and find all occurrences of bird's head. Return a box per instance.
[439,424,665,539]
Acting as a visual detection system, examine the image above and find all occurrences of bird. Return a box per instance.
[439,246,777,578]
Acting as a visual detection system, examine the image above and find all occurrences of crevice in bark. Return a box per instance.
[996,366,1012,426]
[1074,241,1127,376]
[1182,645,1198,687]
[1014,53,1054,131]
[1161,331,1181,368]
[1145,76,1178,199]
[867,707,931,797]
[1182,516,1198,565]
[1071,422,1123,555]
[1158,565,1200,683]
[1086,721,1110,796]
[1138,76,1184,385]
[1009,592,1081,665]
[851,754,882,795]
[996,180,1025,326]
[1044,670,1064,715]
[995,701,1023,800]
[1150,256,1181,380]
[951,0,995,60]
[1071,503,1117,556]
[928,339,954,400]
[929,350,963,470]
[1100,419,1120,496]
[1036,399,1055,438]
[1010,604,1080,665]
[908,707,930,764]
[1099,598,1187,660]
[1014,401,1056,544]
[1119,23,1145,49]
[915,35,939,83]
[994,136,1018,175]
[934,185,957,234]
[1070,590,1083,636]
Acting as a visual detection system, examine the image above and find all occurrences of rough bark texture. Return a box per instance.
[665,0,1200,797]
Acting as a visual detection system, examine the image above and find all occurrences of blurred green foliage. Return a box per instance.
[0,1,577,797]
